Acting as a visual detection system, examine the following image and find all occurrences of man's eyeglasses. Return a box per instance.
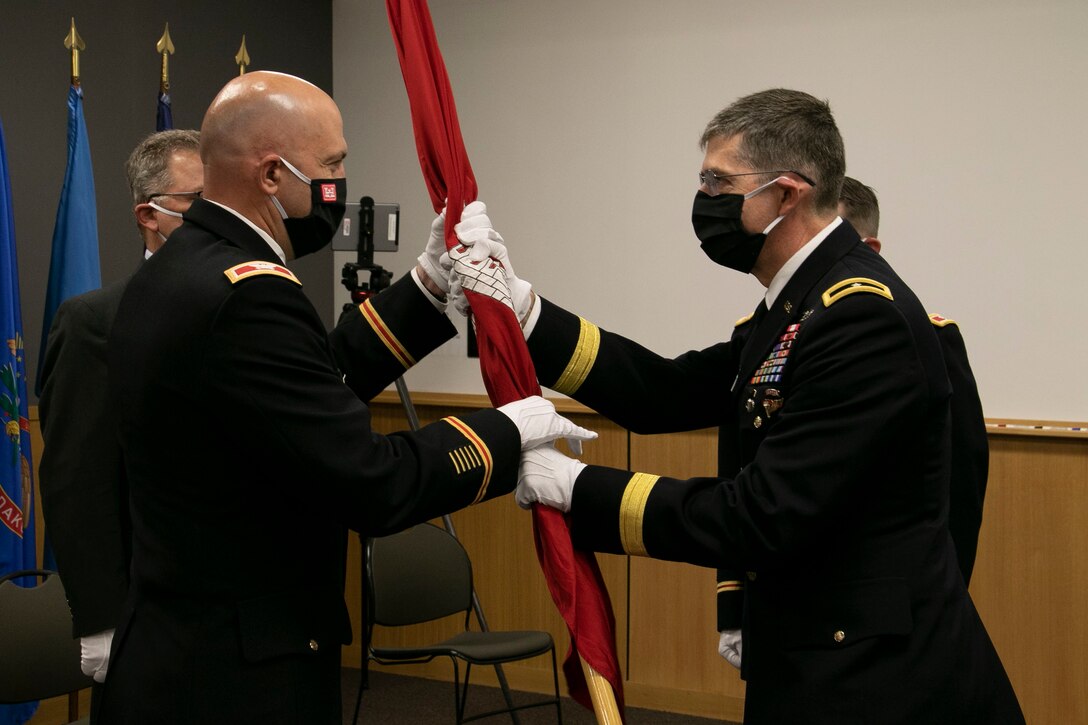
[697,170,816,195]
[146,190,203,203]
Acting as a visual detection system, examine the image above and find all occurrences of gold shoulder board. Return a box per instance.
[929,313,958,328]
[734,312,754,327]
[223,261,301,286]
[821,277,893,307]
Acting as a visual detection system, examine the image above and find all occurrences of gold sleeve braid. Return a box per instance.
[552,317,600,395]
[619,472,660,556]
[359,298,416,369]
[441,417,493,504]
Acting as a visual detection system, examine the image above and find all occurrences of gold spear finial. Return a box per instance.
[64,17,86,86]
[157,23,175,93]
[235,35,250,76]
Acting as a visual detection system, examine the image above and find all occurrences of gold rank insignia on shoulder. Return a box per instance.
[223,261,301,286]
[734,312,754,327]
[928,313,958,328]
[821,277,893,307]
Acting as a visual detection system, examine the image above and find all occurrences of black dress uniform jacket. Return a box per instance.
[526,221,1023,724]
[718,312,989,633]
[100,200,520,724]
[39,280,131,639]
[932,316,989,585]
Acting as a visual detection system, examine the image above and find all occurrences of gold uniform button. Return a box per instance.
[745,399,755,412]
[746,571,757,581]
[753,416,763,429]
[308,639,320,652]
[833,630,845,643]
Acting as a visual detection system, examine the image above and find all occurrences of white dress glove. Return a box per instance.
[444,208,535,327]
[81,628,115,683]
[515,444,587,512]
[718,629,743,670]
[417,208,450,296]
[497,395,597,453]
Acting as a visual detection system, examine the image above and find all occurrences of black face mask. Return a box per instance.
[691,176,784,274]
[272,157,347,258]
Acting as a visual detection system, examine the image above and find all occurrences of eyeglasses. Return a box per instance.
[146,190,202,203]
[697,169,816,196]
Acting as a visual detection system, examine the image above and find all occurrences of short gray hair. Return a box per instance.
[838,177,880,238]
[125,129,201,204]
[700,89,845,211]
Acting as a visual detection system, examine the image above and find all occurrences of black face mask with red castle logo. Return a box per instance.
[271,156,347,258]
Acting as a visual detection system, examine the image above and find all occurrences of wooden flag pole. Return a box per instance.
[581,659,623,724]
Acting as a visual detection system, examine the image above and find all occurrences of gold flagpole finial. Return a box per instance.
[235,35,250,76]
[64,17,86,86]
[157,23,175,93]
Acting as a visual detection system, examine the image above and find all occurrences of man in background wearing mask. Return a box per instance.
[99,71,591,724]
[837,176,989,586]
[447,89,1023,723]
[38,128,202,721]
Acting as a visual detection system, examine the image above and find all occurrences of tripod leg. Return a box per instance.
[395,378,522,723]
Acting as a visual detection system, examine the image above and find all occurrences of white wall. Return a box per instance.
[333,0,1088,421]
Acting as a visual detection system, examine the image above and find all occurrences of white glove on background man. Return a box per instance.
[81,628,115,683]
[515,444,587,513]
[718,628,743,670]
[497,395,596,454]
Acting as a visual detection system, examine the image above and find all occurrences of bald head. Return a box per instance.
[197,71,347,255]
[201,71,341,175]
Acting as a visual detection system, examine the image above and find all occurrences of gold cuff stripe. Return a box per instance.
[443,417,493,504]
[717,581,744,593]
[619,472,659,557]
[553,317,600,395]
[821,277,893,307]
[360,299,415,369]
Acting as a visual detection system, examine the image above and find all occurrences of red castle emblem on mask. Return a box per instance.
[321,184,338,202]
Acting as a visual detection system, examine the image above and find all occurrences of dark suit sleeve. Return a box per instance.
[38,293,130,638]
[329,272,457,402]
[527,296,734,434]
[938,323,988,585]
[201,276,520,535]
[567,294,929,569]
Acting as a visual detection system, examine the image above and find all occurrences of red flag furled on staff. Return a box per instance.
[384,1,624,720]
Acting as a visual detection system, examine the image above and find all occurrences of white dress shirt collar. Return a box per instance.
[764,217,843,309]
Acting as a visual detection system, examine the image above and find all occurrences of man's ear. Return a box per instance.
[258,155,282,195]
[863,236,882,254]
[134,203,159,233]
[774,177,807,216]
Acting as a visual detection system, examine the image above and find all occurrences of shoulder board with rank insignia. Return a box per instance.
[223,261,301,286]
[821,277,893,307]
[928,313,958,328]
[734,312,754,327]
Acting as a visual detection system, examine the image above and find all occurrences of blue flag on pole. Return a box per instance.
[156,89,173,131]
[0,116,41,725]
[35,84,101,397]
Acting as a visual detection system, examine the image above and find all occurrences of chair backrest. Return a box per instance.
[366,523,474,627]
[0,569,93,703]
